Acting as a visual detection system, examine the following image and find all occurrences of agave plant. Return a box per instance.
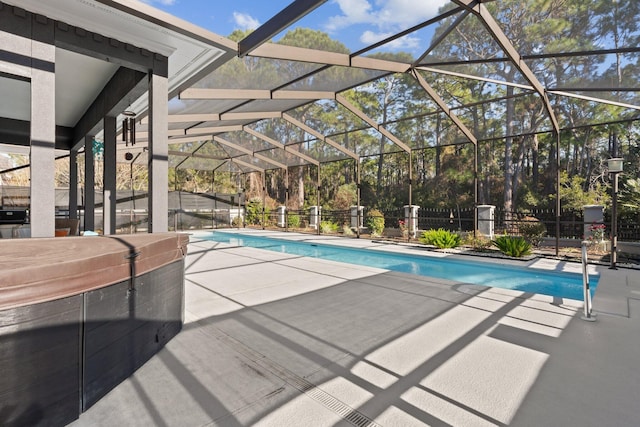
[420,228,461,249]
[492,235,532,257]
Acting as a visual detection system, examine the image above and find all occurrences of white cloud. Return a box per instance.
[375,0,447,29]
[233,12,260,30]
[360,30,420,50]
[326,0,374,31]
[326,0,448,46]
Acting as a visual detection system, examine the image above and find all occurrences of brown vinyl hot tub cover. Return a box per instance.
[0,233,189,310]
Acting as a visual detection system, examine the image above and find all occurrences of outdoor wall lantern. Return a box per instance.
[607,157,624,173]
[607,157,623,269]
[122,111,136,146]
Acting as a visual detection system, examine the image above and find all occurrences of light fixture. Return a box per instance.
[122,110,136,146]
[607,157,623,173]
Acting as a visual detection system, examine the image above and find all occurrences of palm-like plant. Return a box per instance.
[492,235,532,257]
[420,228,461,249]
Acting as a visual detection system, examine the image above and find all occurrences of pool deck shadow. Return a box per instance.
[71,230,640,427]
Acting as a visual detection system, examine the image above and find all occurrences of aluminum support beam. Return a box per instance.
[282,113,358,160]
[414,11,470,66]
[214,136,288,170]
[186,125,244,136]
[452,0,559,133]
[238,0,327,56]
[412,70,478,145]
[336,94,411,153]
[419,65,640,112]
[250,43,410,73]
[179,88,335,101]
[230,158,265,173]
[243,127,320,166]
[72,67,148,150]
[412,69,479,234]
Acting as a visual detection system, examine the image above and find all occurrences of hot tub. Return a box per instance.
[0,233,188,426]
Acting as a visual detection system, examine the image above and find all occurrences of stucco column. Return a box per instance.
[103,116,117,235]
[29,38,56,238]
[148,73,168,232]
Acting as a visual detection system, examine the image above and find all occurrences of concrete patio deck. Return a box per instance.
[71,230,640,426]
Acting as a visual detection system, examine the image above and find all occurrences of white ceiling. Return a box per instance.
[56,50,120,127]
[0,0,235,136]
[0,50,121,128]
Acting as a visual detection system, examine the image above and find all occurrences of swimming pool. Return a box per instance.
[205,231,598,300]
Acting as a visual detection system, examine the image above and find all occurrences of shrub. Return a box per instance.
[245,197,270,225]
[231,216,243,227]
[366,209,385,236]
[492,235,532,257]
[461,231,492,251]
[288,213,300,228]
[420,228,461,249]
[332,183,357,210]
[517,216,546,247]
[320,220,339,234]
[342,224,354,235]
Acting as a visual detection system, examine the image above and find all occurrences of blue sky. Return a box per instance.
[141,0,448,55]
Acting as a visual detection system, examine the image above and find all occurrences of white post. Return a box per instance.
[350,205,363,229]
[477,205,495,238]
[583,205,604,240]
[404,205,419,238]
[276,206,286,228]
[309,206,321,229]
[581,241,596,322]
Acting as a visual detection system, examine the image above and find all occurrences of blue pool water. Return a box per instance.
[205,232,598,300]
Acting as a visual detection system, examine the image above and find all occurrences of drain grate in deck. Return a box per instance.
[206,326,381,427]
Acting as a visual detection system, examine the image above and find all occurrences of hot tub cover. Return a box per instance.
[0,233,189,310]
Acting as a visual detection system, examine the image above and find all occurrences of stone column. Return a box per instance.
[276,206,286,227]
[309,206,321,230]
[404,205,420,238]
[477,205,495,238]
[583,205,604,239]
[350,205,363,229]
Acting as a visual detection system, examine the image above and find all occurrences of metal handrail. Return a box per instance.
[580,240,597,322]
